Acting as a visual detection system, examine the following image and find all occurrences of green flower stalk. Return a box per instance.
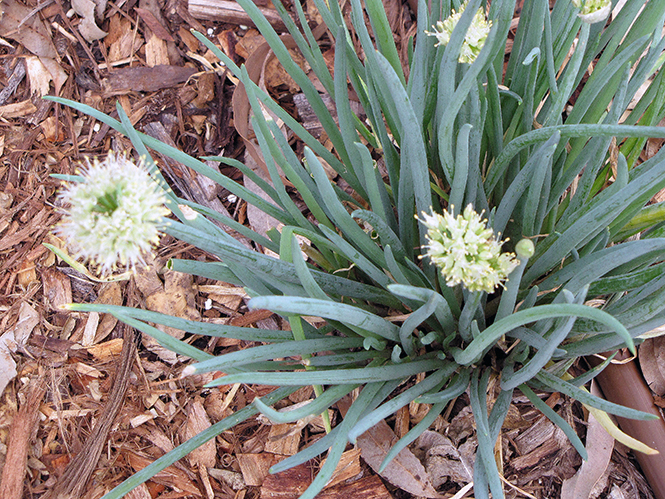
[55,153,169,274]
[426,0,492,63]
[572,0,611,23]
[420,205,518,293]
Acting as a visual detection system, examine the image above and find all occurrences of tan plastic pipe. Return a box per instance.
[589,352,665,499]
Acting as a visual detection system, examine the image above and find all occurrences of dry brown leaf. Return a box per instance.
[132,425,174,454]
[39,58,67,95]
[412,430,475,489]
[560,383,615,499]
[38,116,66,142]
[71,0,107,42]
[0,0,56,56]
[0,302,39,396]
[0,0,67,93]
[93,281,122,343]
[357,419,444,498]
[265,48,309,93]
[638,338,665,396]
[638,336,665,397]
[232,34,295,180]
[134,261,199,363]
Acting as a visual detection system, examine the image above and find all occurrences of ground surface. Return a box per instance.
[0,0,661,498]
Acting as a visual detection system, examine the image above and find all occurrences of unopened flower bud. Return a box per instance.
[515,239,535,259]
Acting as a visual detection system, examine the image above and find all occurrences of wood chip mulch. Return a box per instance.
[0,0,658,498]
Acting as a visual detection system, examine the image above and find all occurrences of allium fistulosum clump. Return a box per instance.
[49,0,665,497]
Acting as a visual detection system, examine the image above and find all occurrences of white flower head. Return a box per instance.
[55,152,170,274]
[572,0,611,23]
[426,1,492,64]
[420,205,518,293]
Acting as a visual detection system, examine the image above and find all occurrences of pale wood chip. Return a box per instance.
[317,474,393,499]
[184,400,216,468]
[199,465,215,499]
[85,338,124,362]
[0,100,37,118]
[264,422,301,456]
[124,483,153,499]
[125,452,202,496]
[259,461,311,498]
[41,267,72,312]
[321,448,362,489]
[237,453,278,486]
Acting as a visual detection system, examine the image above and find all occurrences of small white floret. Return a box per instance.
[426,1,492,64]
[420,205,518,293]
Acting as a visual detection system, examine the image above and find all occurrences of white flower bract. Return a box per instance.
[426,1,492,64]
[420,205,518,293]
[55,152,169,274]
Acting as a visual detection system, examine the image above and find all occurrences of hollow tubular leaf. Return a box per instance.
[204,358,441,387]
[452,303,634,366]
[249,296,400,342]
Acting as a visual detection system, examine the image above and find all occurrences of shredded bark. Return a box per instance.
[45,325,137,499]
[0,378,47,499]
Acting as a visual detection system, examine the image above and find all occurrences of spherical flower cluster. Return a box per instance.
[426,1,492,64]
[572,0,611,23]
[420,205,518,293]
[55,152,169,274]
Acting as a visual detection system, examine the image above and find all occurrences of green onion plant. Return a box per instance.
[48,0,665,497]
